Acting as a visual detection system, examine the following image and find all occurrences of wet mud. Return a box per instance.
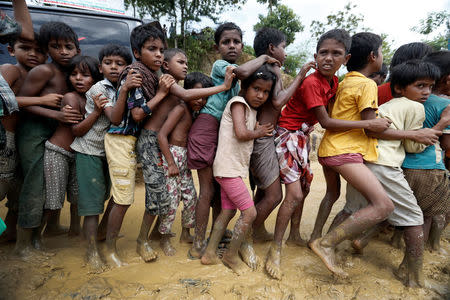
[1,162,449,299]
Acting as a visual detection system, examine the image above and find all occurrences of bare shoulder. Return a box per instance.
[0,64,21,83]
[62,92,82,108]
[27,63,54,79]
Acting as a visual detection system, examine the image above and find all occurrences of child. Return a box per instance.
[201,64,275,274]
[103,24,175,267]
[14,21,82,257]
[70,44,136,270]
[43,56,103,240]
[368,63,387,86]
[264,29,389,280]
[402,51,450,254]
[135,47,235,259]
[250,27,315,244]
[310,32,440,278]
[341,60,445,287]
[156,72,213,255]
[187,22,280,259]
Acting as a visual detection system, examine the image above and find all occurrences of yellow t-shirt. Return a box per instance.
[318,71,378,162]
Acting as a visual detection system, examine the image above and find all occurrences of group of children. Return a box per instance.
[1,0,449,288]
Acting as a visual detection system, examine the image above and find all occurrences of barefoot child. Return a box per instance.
[14,21,82,257]
[70,45,135,270]
[310,32,440,278]
[135,48,236,259]
[250,27,315,243]
[157,72,213,255]
[187,22,280,259]
[201,64,275,274]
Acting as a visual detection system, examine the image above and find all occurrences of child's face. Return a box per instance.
[368,73,384,86]
[8,39,47,69]
[269,41,287,66]
[188,82,207,112]
[47,38,79,67]
[69,65,94,94]
[397,78,434,103]
[133,38,164,72]
[245,78,273,109]
[163,53,188,81]
[100,55,128,84]
[314,38,350,81]
[215,29,243,63]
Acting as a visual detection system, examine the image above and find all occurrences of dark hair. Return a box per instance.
[423,50,450,80]
[130,23,165,56]
[214,22,242,45]
[8,31,40,48]
[98,44,132,65]
[390,43,433,71]
[39,22,79,51]
[390,60,440,97]
[370,63,388,77]
[253,27,286,57]
[346,32,382,72]
[68,55,102,89]
[316,29,352,54]
[241,64,277,99]
[184,72,214,90]
[161,48,187,74]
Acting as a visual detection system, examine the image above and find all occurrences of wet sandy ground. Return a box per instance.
[0,161,449,300]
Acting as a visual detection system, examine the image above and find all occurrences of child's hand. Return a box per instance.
[299,61,316,79]
[123,69,143,91]
[59,105,83,124]
[168,163,180,177]
[93,93,108,112]
[412,128,442,145]
[266,56,281,67]
[254,121,274,138]
[224,65,236,90]
[439,104,450,126]
[41,93,63,108]
[158,74,175,95]
[367,118,391,132]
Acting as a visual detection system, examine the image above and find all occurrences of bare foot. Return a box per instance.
[222,251,247,275]
[265,244,282,280]
[351,239,364,254]
[14,245,53,261]
[393,261,407,283]
[86,250,107,273]
[136,240,158,262]
[44,224,69,237]
[310,239,348,278]
[286,233,307,247]
[239,242,260,270]
[252,226,273,243]
[160,235,176,256]
[180,228,194,244]
[105,250,128,267]
[201,251,221,265]
[188,242,205,260]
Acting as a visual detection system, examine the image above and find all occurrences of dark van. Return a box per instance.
[0,1,143,64]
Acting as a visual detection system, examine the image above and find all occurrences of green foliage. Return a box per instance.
[256,0,279,12]
[380,33,394,65]
[411,10,449,51]
[243,45,255,56]
[309,2,367,39]
[283,51,307,77]
[253,4,304,46]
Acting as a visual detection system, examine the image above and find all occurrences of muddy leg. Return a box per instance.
[423,216,432,243]
[310,163,393,278]
[252,179,282,243]
[14,227,34,258]
[403,225,424,287]
[98,198,114,241]
[160,234,176,256]
[136,210,158,262]
[239,228,260,270]
[310,166,340,243]
[428,214,446,253]
[83,215,106,272]
[286,194,307,247]
[327,210,351,234]
[391,227,404,249]
[222,206,257,275]
[180,227,193,244]
[68,203,81,237]
[105,203,129,267]
[44,209,68,236]
[352,221,386,254]
[189,167,215,259]
[201,209,235,265]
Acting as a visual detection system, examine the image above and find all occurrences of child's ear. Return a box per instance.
[133,49,141,60]
[393,85,403,96]
[98,64,103,74]
[162,60,169,72]
[268,43,275,56]
[368,51,376,63]
[343,53,351,66]
[77,48,81,55]
[7,45,14,57]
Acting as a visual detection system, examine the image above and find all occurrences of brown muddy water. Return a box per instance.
[0,161,449,300]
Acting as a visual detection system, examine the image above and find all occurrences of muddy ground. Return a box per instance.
[0,161,449,300]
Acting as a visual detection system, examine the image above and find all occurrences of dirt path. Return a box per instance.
[1,161,448,299]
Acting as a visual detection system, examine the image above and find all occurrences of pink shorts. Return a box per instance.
[318,153,363,167]
[215,177,254,211]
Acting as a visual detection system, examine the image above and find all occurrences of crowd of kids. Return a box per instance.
[0,0,449,288]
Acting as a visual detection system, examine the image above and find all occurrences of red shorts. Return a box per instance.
[215,177,254,211]
[318,153,364,167]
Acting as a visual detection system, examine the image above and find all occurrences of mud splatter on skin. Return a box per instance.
[1,162,449,299]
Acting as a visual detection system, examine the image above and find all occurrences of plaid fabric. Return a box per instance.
[0,74,18,116]
[275,124,314,192]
